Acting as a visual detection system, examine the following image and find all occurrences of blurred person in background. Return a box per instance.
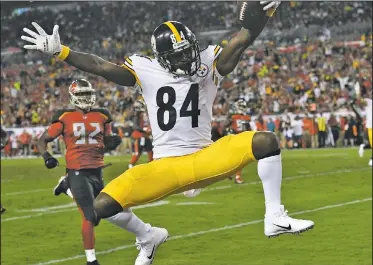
[211,120,224,142]
[128,99,153,169]
[1,127,8,214]
[19,129,32,156]
[302,114,312,148]
[317,112,327,148]
[343,115,357,147]
[328,113,340,147]
[225,99,251,184]
[352,89,372,166]
[292,116,303,149]
[266,118,276,133]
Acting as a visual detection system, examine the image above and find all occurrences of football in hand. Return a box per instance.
[237,1,270,30]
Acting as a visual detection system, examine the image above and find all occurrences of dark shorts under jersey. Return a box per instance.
[132,137,153,154]
[66,168,104,224]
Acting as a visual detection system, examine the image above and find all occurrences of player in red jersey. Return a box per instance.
[128,99,153,168]
[225,99,251,184]
[38,79,150,265]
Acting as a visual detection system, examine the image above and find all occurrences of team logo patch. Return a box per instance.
[197,63,209,77]
[70,82,77,93]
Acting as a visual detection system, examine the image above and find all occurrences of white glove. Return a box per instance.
[183,189,202,198]
[260,1,281,11]
[21,22,62,55]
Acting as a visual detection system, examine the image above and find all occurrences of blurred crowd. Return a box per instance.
[1,1,372,155]
[1,2,372,53]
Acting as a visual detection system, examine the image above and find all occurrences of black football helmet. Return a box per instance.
[151,21,201,76]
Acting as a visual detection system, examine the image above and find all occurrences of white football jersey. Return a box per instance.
[364,98,372,129]
[123,45,223,159]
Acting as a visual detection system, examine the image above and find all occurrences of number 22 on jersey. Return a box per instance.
[73,122,101,144]
[156,83,201,131]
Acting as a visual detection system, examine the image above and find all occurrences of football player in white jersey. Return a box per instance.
[354,89,373,166]
[22,2,314,264]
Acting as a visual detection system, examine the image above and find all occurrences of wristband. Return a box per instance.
[57,45,70,61]
[42,151,53,161]
[266,7,276,17]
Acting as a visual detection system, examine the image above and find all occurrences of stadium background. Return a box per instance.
[1,1,372,156]
[0,2,372,265]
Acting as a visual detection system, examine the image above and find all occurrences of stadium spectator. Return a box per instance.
[317,113,327,148]
[292,116,304,149]
[19,129,31,155]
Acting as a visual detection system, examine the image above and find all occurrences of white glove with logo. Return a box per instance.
[260,1,281,11]
[21,22,62,55]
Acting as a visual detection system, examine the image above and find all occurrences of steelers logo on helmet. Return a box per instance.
[151,21,201,76]
[196,63,209,78]
[68,79,96,110]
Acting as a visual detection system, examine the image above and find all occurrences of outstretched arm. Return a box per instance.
[216,1,280,76]
[63,50,136,86]
[21,22,136,87]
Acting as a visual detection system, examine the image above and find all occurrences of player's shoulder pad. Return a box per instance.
[133,54,153,62]
[52,109,75,123]
[92,108,113,123]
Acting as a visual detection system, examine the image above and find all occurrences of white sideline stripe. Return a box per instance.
[3,188,52,196]
[2,168,370,222]
[3,167,369,197]
[30,197,372,265]
[1,201,170,223]
[17,203,77,213]
[175,202,216,205]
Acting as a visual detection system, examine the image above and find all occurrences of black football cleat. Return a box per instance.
[0,207,6,214]
[53,176,69,196]
[87,260,100,265]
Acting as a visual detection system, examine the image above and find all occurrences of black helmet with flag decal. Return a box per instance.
[151,21,201,76]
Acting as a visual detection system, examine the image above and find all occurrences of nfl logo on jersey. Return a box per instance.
[197,63,209,78]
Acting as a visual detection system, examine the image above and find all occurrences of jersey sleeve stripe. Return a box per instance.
[126,58,133,66]
[121,64,142,87]
[57,112,68,121]
[99,113,109,121]
[123,60,134,71]
[214,46,223,59]
[163,21,182,42]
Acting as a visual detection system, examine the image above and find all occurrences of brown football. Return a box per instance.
[237,1,270,30]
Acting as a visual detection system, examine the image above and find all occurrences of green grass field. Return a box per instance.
[1,148,372,265]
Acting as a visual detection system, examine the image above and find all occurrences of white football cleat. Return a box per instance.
[359,144,365,157]
[369,159,372,167]
[264,205,314,238]
[135,227,169,265]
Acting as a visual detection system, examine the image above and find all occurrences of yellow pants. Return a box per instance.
[102,131,257,208]
[368,128,372,148]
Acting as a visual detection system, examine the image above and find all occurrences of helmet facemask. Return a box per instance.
[234,99,247,115]
[69,80,96,111]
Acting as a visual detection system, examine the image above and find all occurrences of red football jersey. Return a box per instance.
[231,114,251,133]
[131,110,151,139]
[47,108,112,170]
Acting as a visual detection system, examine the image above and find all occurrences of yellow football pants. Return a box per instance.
[102,131,257,208]
[368,128,372,148]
